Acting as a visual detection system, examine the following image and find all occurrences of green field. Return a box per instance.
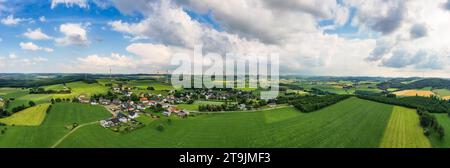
[0,103,111,147]
[0,97,439,148]
[177,101,237,111]
[54,97,394,148]
[0,104,50,126]
[379,106,431,148]
[433,89,450,97]
[430,114,450,148]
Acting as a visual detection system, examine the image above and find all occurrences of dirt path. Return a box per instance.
[51,121,98,148]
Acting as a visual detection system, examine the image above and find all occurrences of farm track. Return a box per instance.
[51,121,98,148]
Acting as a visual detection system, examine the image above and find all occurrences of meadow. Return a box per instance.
[55,97,395,148]
[379,106,431,148]
[0,103,110,147]
[433,89,450,100]
[0,104,50,126]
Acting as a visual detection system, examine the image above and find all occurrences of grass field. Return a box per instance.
[176,101,237,111]
[394,90,435,97]
[54,97,394,148]
[433,89,450,100]
[379,106,431,148]
[0,103,111,147]
[430,114,450,148]
[0,104,50,126]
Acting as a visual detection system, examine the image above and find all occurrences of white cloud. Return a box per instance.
[20,42,54,52]
[1,15,24,25]
[55,23,90,46]
[51,0,88,9]
[39,16,46,22]
[76,53,136,69]
[9,53,17,59]
[24,28,52,40]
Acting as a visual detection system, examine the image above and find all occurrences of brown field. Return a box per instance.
[394,90,435,97]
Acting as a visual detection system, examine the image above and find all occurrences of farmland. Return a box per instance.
[394,89,435,97]
[55,97,394,148]
[1,75,449,148]
[0,103,111,147]
[0,104,50,126]
[379,106,431,148]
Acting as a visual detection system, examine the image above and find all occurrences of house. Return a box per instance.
[177,110,189,117]
[140,97,149,103]
[128,111,139,119]
[163,110,172,116]
[90,101,98,105]
[239,104,246,110]
[100,118,120,128]
[112,99,122,105]
[78,94,90,104]
[148,100,157,106]
[99,98,111,105]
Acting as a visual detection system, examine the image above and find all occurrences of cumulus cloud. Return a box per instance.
[51,0,88,9]
[76,53,136,70]
[444,0,450,10]
[1,15,24,25]
[381,50,446,70]
[346,0,406,35]
[24,28,52,40]
[410,24,427,39]
[55,23,90,46]
[20,42,54,52]
[126,43,176,65]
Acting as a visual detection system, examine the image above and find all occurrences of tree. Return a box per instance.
[28,101,36,107]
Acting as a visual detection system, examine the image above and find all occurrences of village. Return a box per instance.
[77,84,268,132]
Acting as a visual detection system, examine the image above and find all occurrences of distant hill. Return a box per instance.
[377,78,450,90]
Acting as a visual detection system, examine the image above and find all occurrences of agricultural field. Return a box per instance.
[0,103,111,147]
[55,97,394,148]
[430,114,450,148]
[176,100,237,111]
[0,104,50,126]
[433,89,450,100]
[379,106,431,148]
[394,89,435,97]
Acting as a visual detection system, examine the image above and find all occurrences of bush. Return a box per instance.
[156,124,164,132]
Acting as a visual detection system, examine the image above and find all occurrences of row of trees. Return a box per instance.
[199,103,239,112]
[357,95,450,114]
[291,95,351,112]
[418,108,445,139]
[29,88,71,94]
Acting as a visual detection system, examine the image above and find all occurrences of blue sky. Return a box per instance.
[0,0,449,77]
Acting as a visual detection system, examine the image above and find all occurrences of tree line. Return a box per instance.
[291,95,351,112]
[356,95,450,114]
[417,108,445,140]
[29,88,71,94]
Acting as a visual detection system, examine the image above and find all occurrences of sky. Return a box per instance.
[0,0,449,78]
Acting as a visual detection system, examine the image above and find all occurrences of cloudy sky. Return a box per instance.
[0,0,449,77]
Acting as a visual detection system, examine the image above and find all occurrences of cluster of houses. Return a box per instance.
[163,106,189,117]
[83,86,194,128]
